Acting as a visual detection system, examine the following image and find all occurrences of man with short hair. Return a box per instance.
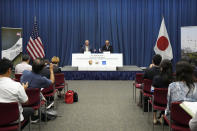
[0,58,33,128]
[80,40,92,53]
[21,58,55,89]
[15,54,32,74]
[102,40,113,53]
[138,54,162,108]
[143,54,162,80]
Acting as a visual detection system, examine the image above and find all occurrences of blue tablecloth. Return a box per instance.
[62,71,142,80]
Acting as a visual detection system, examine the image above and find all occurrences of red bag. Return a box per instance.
[65,90,74,104]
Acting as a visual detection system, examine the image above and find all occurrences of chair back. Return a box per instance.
[135,73,144,84]
[23,88,40,107]
[41,84,54,95]
[55,73,65,86]
[171,102,192,127]
[153,88,168,106]
[143,79,152,93]
[0,102,19,125]
[15,74,22,82]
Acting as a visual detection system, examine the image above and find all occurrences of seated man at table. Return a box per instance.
[80,40,92,53]
[102,40,113,53]
[0,58,34,128]
[21,58,55,89]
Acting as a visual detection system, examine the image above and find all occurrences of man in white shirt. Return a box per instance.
[15,54,32,74]
[0,58,33,128]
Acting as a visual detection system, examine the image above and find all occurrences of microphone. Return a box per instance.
[93,49,97,53]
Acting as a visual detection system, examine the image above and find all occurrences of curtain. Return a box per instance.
[0,0,197,66]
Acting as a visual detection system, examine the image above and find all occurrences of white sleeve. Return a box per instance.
[190,113,197,131]
[28,65,32,71]
[17,83,28,103]
[15,65,19,74]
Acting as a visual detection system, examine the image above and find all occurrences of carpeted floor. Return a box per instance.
[24,80,169,131]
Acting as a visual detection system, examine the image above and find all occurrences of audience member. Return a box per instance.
[0,58,33,128]
[21,58,55,89]
[40,57,61,79]
[143,54,162,80]
[137,54,162,107]
[190,112,197,131]
[165,61,197,115]
[51,56,61,73]
[152,59,173,124]
[15,54,32,74]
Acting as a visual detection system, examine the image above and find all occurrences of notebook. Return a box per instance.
[180,101,197,118]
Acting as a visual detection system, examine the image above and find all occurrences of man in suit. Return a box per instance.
[80,40,92,53]
[102,40,113,53]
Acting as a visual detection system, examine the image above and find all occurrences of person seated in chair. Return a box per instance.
[152,59,173,124]
[80,40,92,53]
[165,61,197,116]
[51,56,61,73]
[40,57,61,79]
[102,40,113,53]
[0,58,34,129]
[21,58,55,122]
[21,58,55,89]
[15,54,32,74]
[137,54,162,107]
[143,54,162,80]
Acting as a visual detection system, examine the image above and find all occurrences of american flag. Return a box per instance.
[26,19,45,60]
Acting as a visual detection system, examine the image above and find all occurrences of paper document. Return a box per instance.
[180,101,197,118]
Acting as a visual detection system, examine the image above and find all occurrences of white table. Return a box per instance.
[72,53,123,71]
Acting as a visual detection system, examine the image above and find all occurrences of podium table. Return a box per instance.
[72,53,123,71]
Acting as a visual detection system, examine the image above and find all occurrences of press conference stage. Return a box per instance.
[61,65,143,80]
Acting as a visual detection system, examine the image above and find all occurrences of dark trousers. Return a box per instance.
[21,107,34,129]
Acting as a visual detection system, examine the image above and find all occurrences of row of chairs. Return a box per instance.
[133,73,192,131]
[0,73,67,131]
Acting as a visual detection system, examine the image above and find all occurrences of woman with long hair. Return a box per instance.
[165,61,197,116]
[152,59,173,124]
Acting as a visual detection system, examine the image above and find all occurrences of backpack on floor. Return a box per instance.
[65,90,74,104]
[73,91,78,102]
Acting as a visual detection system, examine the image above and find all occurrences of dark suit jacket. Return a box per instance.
[143,66,160,80]
[80,45,92,53]
[102,45,113,53]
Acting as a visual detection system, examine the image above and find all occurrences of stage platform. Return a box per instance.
[61,66,144,80]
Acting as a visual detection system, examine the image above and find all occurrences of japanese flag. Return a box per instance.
[154,18,173,60]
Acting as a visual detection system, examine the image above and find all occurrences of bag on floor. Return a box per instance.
[41,108,57,121]
[73,91,78,102]
[65,90,74,104]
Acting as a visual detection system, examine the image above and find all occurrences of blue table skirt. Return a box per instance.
[62,71,142,80]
